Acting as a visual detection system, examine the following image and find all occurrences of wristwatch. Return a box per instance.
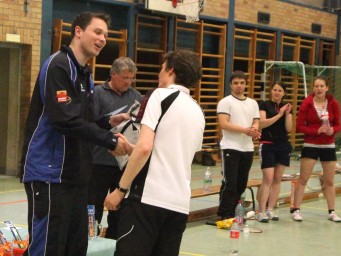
[117,184,129,194]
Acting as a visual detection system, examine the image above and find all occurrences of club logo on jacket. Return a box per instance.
[80,83,86,92]
[56,90,71,104]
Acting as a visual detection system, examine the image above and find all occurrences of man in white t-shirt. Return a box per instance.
[104,50,205,256]
[217,70,261,220]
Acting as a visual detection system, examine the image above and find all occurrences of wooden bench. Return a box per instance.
[189,179,262,221]
[189,170,339,221]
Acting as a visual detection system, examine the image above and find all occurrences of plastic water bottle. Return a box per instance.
[321,112,330,127]
[87,205,96,240]
[203,167,212,192]
[229,219,240,255]
[235,200,245,226]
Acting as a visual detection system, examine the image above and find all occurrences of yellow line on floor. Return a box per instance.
[179,252,205,256]
[0,220,28,228]
[0,189,24,194]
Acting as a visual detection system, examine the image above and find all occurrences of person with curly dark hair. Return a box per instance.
[104,50,205,256]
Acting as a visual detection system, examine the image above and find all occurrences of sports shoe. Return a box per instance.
[292,210,303,221]
[328,211,341,222]
[256,212,269,223]
[266,210,279,221]
[335,163,341,170]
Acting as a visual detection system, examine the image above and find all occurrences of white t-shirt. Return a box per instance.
[134,85,205,214]
[217,95,260,152]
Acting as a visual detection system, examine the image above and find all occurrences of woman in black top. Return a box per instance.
[256,81,293,222]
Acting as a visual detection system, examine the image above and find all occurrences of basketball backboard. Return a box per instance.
[145,0,187,16]
[145,0,204,22]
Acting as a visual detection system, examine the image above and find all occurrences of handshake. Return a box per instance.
[111,133,134,156]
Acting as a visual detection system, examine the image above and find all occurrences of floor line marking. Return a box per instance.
[0,189,25,194]
[179,252,205,256]
[0,221,28,228]
[0,199,27,205]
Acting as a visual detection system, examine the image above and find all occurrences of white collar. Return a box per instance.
[167,84,190,95]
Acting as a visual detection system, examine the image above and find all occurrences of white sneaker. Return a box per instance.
[256,212,269,223]
[292,210,303,221]
[335,163,341,170]
[266,210,279,221]
[328,211,341,222]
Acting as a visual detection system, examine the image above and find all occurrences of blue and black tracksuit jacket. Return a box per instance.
[20,46,117,185]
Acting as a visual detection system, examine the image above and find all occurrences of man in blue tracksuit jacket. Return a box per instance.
[20,12,131,256]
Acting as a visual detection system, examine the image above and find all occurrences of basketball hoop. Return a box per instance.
[167,0,205,23]
[172,0,178,8]
[182,0,201,23]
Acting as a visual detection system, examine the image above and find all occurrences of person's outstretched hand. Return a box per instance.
[110,134,134,156]
[109,113,130,127]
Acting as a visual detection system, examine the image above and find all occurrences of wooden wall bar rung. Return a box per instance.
[136,63,160,68]
[137,71,159,75]
[136,47,164,53]
[135,79,159,83]
[203,74,221,78]
[204,23,225,29]
[94,64,111,69]
[202,53,224,58]
[61,31,71,36]
[233,56,253,61]
[203,31,224,36]
[202,67,221,71]
[176,27,199,32]
[235,35,252,40]
[256,38,273,43]
[235,28,254,34]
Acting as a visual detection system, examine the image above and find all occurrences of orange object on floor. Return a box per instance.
[12,247,26,256]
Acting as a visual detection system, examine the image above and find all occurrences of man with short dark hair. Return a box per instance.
[20,12,131,256]
[217,70,261,220]
[105,50,205,256]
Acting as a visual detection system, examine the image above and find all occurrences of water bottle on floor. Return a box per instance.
[235,200,245,226]
[229,219,240,255]
[87,205,96,240]
[203,167,212,192]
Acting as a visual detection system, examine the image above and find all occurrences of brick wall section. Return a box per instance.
[201,0,229,19]
[133,0,230,19]
[0,0,42,101]
[123,1,335,39]
[0,0,42,166]
[173,0,336,39]
[234,0,336,38]
[0,0,42,90]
